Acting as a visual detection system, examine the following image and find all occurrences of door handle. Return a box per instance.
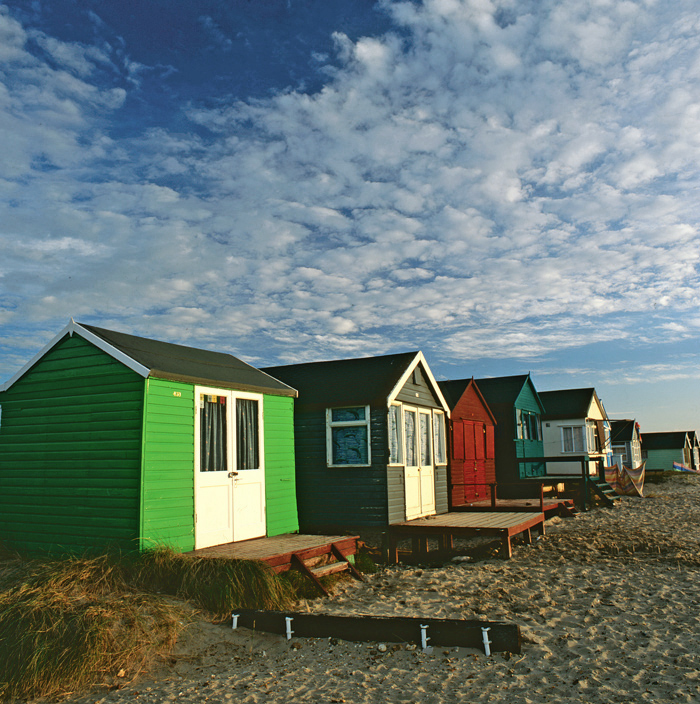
[228,471,238,478]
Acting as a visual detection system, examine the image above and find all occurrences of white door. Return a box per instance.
[194,387,266,549]
[403,406,436,520]
[418,409,436,515]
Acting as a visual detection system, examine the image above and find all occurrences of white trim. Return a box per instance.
[0,319,150,393]
[386,351,450,416]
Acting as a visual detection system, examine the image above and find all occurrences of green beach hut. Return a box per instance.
[474,374,546,496]
[0,321,299,554]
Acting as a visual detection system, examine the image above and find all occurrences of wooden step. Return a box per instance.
[310,561,350,578]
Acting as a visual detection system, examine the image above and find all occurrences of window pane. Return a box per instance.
[405,411,417,466]
[236,399,259,470]
[420,413,431,465]
[332,426,368,465]
[332,407,366,422]
[573,426,584,452]
[200,395,227,472]
[433,413,446,464]
[388,406,401,463]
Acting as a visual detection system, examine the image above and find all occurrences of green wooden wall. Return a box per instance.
[139,378,195,551]
[644,448,683,472]
[263,394,299,536]
[139,383,299,551]
[514,382,545,479]
[0,335,144,554]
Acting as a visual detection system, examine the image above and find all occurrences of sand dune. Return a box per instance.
[67,474,700,704]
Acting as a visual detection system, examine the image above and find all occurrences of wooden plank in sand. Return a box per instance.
[233,609,521,654]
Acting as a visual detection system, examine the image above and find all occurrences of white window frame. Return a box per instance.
[561,425,585,453]
[432,409,447,466]
[326,405,372,467]
[388,403,403,465]
[195,387,265,474]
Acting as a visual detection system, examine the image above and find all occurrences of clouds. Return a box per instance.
[1,0,699,436]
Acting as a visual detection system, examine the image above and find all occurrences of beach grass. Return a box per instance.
[0,548,300,700]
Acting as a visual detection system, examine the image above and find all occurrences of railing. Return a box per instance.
[460,456,604,510]
[516,455,602,510]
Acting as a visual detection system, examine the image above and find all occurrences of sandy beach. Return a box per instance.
[65,474,700,704]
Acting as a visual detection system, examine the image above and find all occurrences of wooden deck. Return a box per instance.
[386,511,545,562]
[453,497,576,518]
[187,533,360,574]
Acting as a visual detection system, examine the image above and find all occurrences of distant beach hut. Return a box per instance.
[263,352,451,531]
[474,374,546,497]
[0,321,299,554]
[609,419,643,471]
[641,430,699,472]
[539,387,612,477]
[438,378,497,506]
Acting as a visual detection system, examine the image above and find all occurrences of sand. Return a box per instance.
[67,474,700,704]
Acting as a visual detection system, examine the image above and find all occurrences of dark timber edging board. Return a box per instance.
[232,609,521,654]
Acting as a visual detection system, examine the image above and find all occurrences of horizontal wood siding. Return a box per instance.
[395,364,441,409]
[0,334,143,553]
[294,407,388,529]
[644,448,683,472]
[140,378,195,552]
[435,465,448,514]
[515,384,545,480]
[263,394,299,537]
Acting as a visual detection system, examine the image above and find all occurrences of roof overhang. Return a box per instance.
[386,351,451,416]
[0,319,150,393]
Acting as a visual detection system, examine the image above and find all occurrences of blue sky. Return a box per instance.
[1,0,699,432]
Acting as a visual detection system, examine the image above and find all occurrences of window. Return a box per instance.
[517,409,541,441]
[236,398,260,470]
[562,426,585,453]
[419,412,432,465]
[404,409,418,467]
[327,406,371,466]
[200,394,228,472]
[388,404,403,464]
[199,391,262,473]
[432,411,446,465]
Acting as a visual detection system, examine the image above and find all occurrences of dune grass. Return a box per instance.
[0,548,298,700]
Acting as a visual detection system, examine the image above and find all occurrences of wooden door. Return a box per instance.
[418,409,436,516]
[194,388,266,549]
[403,406,436,520]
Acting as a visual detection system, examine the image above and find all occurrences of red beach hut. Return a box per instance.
[438,378,497,507]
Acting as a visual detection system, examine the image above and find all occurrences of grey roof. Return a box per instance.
[81,324,297,397]
[640,431,690,450]
[474,374,545,413]
[539,388,600,420]
[263,351,421,408]
[609,419,638,443]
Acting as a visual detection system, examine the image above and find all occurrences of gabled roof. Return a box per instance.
[609,419,639,443]
[640,431,690,450]
[0,320,297,397]
[473,374,545,414]
[438,378,497,425]
[539,388,606,421]
[263,351,449,412]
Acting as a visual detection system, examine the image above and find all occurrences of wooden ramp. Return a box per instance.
[187,533,362,596]
[385,511,545,562]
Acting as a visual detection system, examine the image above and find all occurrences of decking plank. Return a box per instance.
[186,534,359,571]
[386,511,545,563]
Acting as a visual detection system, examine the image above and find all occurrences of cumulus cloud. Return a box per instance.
[1,0,700,389]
